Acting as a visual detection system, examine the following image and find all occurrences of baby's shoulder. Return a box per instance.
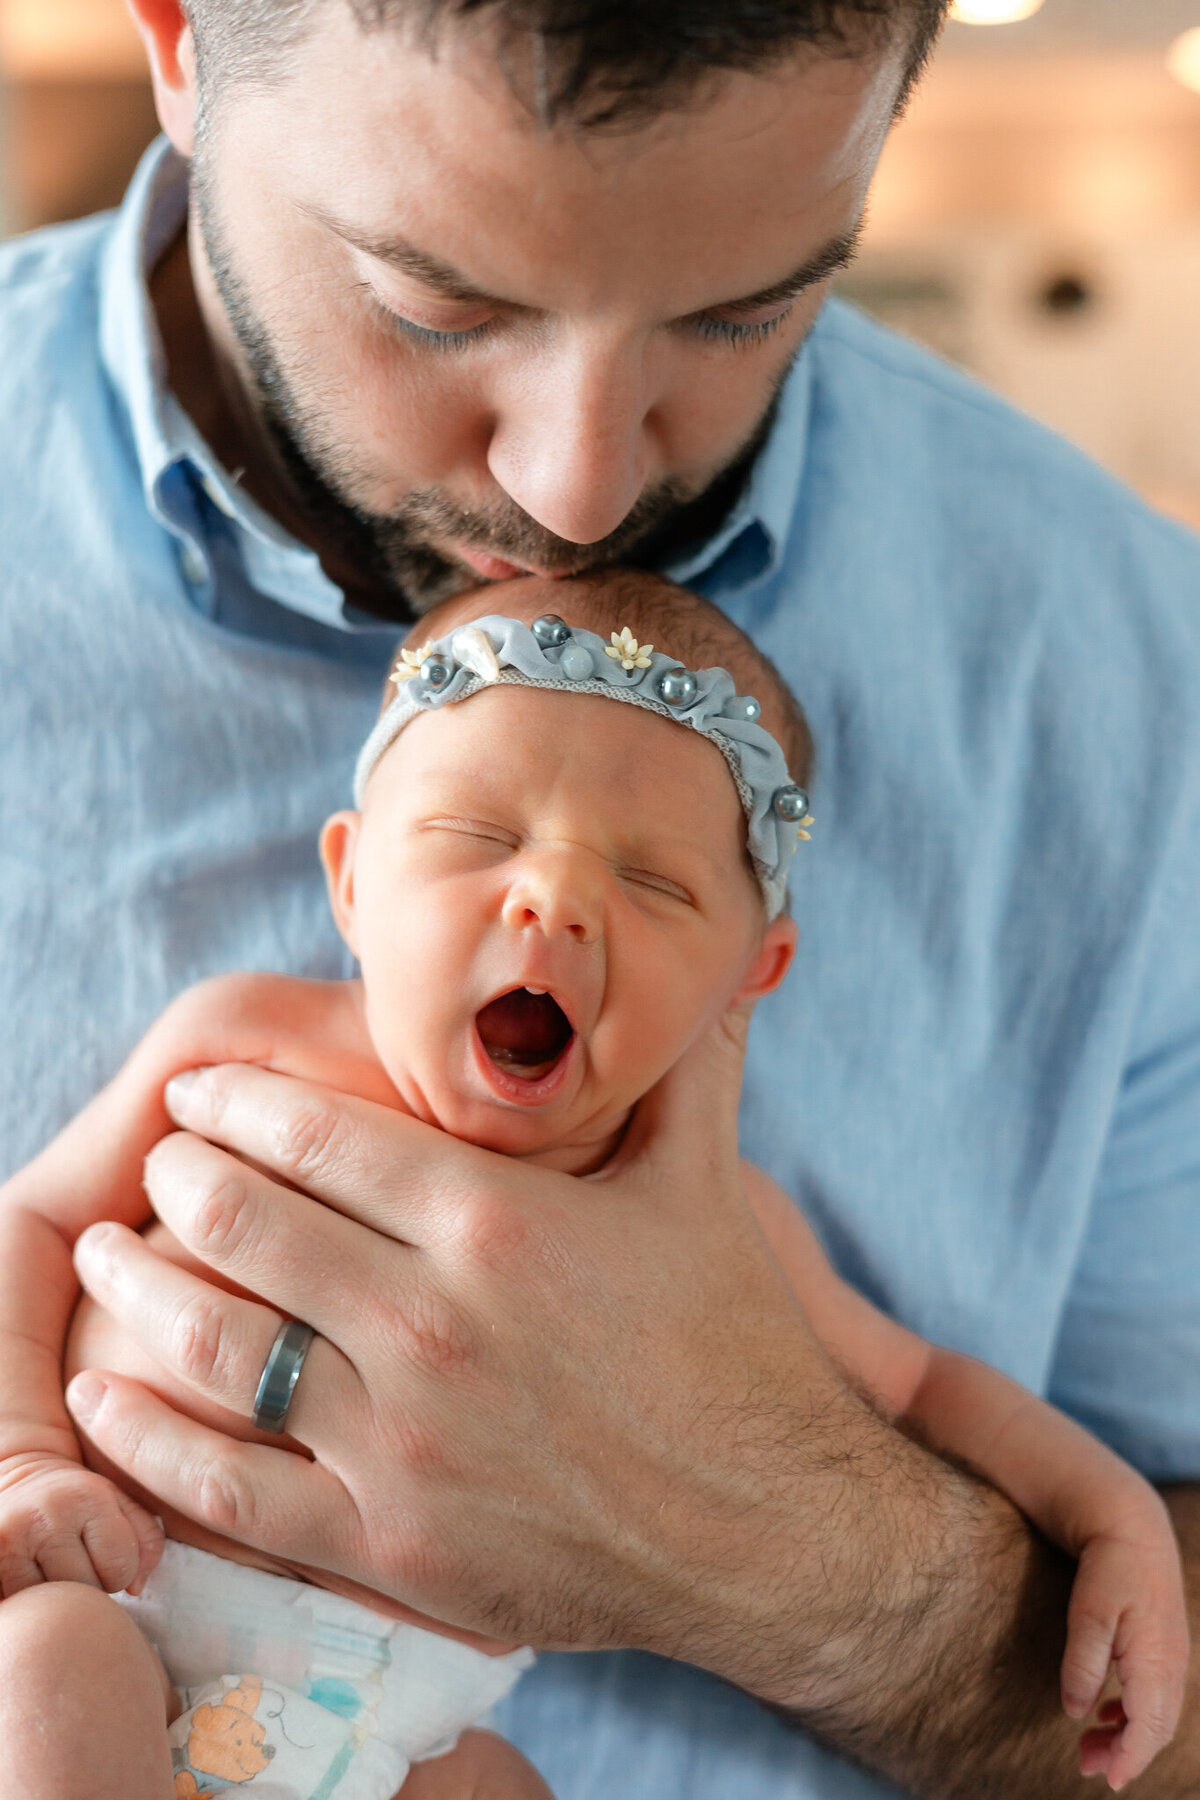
[134,975,399,1109]
[740,1160,829,1276]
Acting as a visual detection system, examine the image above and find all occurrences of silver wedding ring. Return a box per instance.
[252,1319,316,1433]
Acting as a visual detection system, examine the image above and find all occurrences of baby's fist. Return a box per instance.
[0,1456,163,1598]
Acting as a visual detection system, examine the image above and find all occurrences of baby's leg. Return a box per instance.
[0,1581,175,1800]
[401,1731,555,1800]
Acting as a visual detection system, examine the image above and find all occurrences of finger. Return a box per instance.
[65,1372,359,1572]
[1106,1722,1160,1793]
[114,1491,165,1592]
[1105,1661,1180,1790]
[1061,1608,1116,1717]
[78,1504,146,1593]
[73,1219,360,1440]
[162,1064,489,1238]
[34,1530,103,1588]
[1078,1723,1120,1779]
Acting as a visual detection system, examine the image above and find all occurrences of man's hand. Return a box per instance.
[59,1002,1199,1796]
[63,1002,949,1689]
[0,1453,164,1598]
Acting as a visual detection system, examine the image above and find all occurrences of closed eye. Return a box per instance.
[618,868,694,905]
[421,816,519,849]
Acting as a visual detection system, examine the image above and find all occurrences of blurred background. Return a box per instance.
[2,0,1200,528]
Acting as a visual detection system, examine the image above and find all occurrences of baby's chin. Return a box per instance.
[389,1061,629,1173]
[434,1097,632,1176]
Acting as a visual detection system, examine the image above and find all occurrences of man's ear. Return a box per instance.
[733,914,798,1005]
[125,0,199,156]
[319,811,363,956]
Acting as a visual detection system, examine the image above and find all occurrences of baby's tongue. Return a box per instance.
[476,989,572,1076]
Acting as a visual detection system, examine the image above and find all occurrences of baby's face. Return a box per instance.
[322,682,795,1170]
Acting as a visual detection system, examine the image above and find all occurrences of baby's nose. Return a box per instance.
[501,849,603,944]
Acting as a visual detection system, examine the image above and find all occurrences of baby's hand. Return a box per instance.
[1061,1523,1190,1791]
[0,1453,164,1599]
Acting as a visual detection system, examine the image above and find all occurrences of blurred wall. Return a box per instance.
[844,44,1200,528]
[0,0,156,232]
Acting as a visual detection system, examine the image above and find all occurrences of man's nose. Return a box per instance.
[501,848,604,945]
[486,335,656,546]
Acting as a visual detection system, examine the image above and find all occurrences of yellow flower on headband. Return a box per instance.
[392,642,434,683]
[605,626,653,672]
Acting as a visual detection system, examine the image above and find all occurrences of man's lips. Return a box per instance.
[451,542,580,582]
[454,544,528,581]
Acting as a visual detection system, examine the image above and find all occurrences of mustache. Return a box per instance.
[392,477,703,575]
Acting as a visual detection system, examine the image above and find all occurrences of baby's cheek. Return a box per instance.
[600,975,704,1094]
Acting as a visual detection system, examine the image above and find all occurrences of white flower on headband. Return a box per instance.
[392,642,434,684]
[451,626,501,682]
[605,626,653,672]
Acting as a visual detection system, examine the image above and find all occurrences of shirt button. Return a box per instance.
[180,542,208,585]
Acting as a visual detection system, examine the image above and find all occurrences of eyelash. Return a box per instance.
[618,870,692,905]
[369,290,794,355]
[429,822,691,903]
[377,309,501,354]
[691,309,791,348]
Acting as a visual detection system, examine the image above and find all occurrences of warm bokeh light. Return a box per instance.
[1167,27,1200,95]
[0,0,143,79]
[950,0,1045,22]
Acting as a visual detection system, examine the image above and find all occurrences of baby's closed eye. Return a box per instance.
[420,816,519,849]
[616,867,694,905]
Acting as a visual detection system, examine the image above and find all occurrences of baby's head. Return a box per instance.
[321,571,812,1173]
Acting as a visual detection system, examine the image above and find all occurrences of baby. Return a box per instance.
[0,571,1187,1800]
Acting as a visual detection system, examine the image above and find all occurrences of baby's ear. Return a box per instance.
[320,811,363,955]
[734,914,798,1005]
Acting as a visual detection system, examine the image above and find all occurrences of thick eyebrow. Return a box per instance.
[703,223,865,315]
[309,201,863,317]
[304,204,495,301]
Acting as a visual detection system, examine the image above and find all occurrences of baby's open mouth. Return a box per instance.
[475,988,574,1082]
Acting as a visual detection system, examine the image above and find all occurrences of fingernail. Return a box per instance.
[74,1219,114,1263]
[66,1372,109,1426]
[165,1068,203,1120]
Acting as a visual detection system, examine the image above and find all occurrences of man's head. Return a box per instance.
[320,572,804,1171]
[132,0,948,616]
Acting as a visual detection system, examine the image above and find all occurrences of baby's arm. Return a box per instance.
[0,973,391,1601]
[744,1163,1189,1792]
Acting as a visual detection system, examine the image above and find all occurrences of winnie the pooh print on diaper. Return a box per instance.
[172,1675,276,1795]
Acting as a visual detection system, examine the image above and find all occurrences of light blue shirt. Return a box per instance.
[3,140,1199,1799]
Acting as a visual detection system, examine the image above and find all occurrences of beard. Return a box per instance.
[192,153,794,625]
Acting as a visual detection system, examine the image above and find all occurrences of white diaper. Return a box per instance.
[117,1542,534,1800]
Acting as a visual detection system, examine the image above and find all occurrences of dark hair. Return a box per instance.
[393,568,814,788]
[185,0,949,126]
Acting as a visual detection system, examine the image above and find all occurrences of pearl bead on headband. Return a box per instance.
[354,613,814,918]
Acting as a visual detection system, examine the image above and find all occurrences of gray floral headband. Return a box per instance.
[354,613,813,918]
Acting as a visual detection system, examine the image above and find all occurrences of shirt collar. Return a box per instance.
[99,136,811,626]
[665,347,812,594]
[99,138,353,631]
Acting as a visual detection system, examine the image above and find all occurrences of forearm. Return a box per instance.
[763,1419,1199,1800]
[903,1346,1163,1553]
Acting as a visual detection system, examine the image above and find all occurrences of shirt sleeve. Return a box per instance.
[1047,799,1200,1482]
